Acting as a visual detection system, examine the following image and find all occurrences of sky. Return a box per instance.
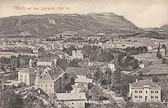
[0,0,168,28]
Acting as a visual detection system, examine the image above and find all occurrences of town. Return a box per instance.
[0,31,168,108]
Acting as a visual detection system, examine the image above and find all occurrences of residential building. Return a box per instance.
[18,68,37,86]
[56,93,86,108]
[129,79,161,102]
[72,50,83,60]
[74,78,93,89]
[35,65,70,96]
[65,67,90,79]
[37,58,57,67]
[107,62,116,72]
[0,73,4,90]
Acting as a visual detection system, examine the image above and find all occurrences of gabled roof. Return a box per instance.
[146,69,168,75]
[38,58,53,62]
[130,80,161,89]
[75,78,93,84]
[56,93,86,101]
[39,65,64,81]
[65,67,90,76]
[18,68,36,74]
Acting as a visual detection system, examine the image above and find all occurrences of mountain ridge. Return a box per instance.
[0,13,137,36]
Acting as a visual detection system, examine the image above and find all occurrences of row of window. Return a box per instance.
[20,78,27,82]
[135,96,159,99]
[135,96,142,98]
[135,91,142,93]
[135,90,159,93]
[151,91,158,93]
[151,96,158,99]
[20,74,35,78]
[37,84,52,88]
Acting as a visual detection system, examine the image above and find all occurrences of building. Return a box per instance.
[129,79,161,102]
[56,93,86,108]
[0,73,4,90]
[0,52,19,58]
[65,67,90,79]
[18,68,37,86]
[37,58,57,67]
[74,78,93,89]
[72,50,83,60]
[35,65,70,96]
[107,62,116,72]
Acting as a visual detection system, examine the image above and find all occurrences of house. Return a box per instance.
[65,67,90,79]
[35,65,70,96]
[129,79,161,102]
[72,50,83,60]
[56,93,86,108]
[107,62,116,72]
[37,58,57,67]
[74,78,93,89]
[0,52,19,58]
[0,73,4,90]
[18,68,37,86]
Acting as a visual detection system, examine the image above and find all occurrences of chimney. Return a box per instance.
[136,79,138,82]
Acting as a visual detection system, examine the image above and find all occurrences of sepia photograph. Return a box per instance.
[0,0,168,108]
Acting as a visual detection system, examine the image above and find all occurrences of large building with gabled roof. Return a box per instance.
[129,79,161,102]
[35,65,70,96]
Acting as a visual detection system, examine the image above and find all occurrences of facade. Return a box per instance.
[56,93,86,108]
[35,65,70,95]
[72,50,83,60]
[37,58,56,66]
[65,67,90,79]
[107,62,116,72]
[74,78,93,89]
[129,79,161,102]
[18,68,37,86]
[0,73,4,91]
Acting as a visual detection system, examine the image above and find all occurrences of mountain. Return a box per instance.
[160,24,168,33]
[0,13,137,37]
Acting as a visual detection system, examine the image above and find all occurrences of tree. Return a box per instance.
[0,89,23,108]
[93,68,102,82]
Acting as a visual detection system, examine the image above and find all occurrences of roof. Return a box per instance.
[56,93,86,101]
[75,78,93,84]
[18,68,36,74]
[130,80,161,90]
[38,65,64,81]
[146,69,168,75]
[65,67,90,76]
[38,58,53,62]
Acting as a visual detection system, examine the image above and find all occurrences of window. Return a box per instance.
[139,96,142,98]
[155,91,158,93]
[139,91,142,93]
[46,84,47,87]
[135,96,138,98]
[155,96,158,98]
[146,91,147,93]
[135,91,138,93]
[151,96,154,98]
[20,75,23,77]
[151,91,154,93]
